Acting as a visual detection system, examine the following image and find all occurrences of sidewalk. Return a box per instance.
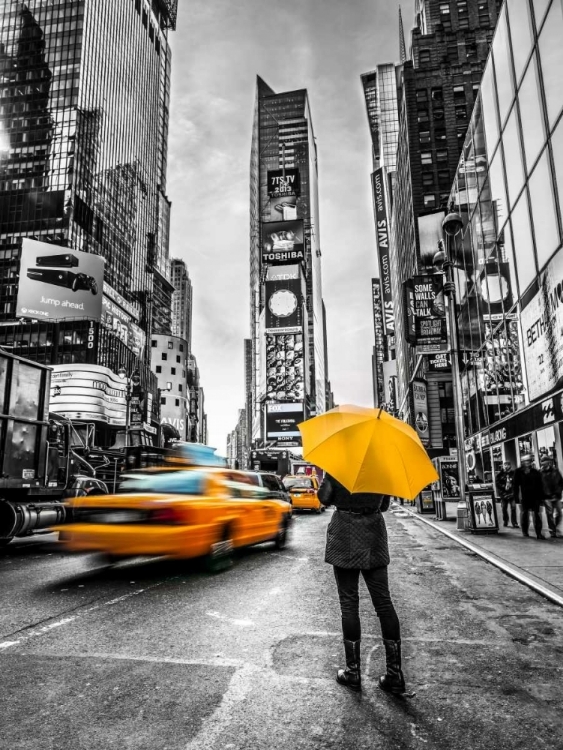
[395,501,563,607]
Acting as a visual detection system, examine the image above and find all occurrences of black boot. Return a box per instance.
[378,639,406,695]
[336,639,361,692]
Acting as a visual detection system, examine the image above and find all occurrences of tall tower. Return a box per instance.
[248,77,328,451]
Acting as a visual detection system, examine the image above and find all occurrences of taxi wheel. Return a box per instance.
[274,518,290,550]
[206,525,234,574]
[315,507,322,514]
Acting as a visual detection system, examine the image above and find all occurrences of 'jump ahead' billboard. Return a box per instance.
[17,239,104,321]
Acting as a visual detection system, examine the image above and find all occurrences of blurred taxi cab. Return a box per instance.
[282,474,324,513]
[57,468,292,571]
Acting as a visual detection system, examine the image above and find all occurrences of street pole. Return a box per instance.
[442,212,467,506]
[125,379,131,448]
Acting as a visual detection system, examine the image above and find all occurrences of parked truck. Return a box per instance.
[0,348,107,545]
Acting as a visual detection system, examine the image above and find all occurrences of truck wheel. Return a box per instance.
[274,518,290,550]
[206,525,234,574]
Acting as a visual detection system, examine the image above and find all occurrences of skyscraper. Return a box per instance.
[170,258,193,348]
[0,0,177,445]
[248,77,328,451]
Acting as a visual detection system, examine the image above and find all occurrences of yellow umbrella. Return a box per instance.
[298,404,439,500]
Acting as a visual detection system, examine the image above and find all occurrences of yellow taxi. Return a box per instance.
[282,474,324,513]
[57,468,292,572]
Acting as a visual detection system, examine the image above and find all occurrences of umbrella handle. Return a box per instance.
[377,407,384,419]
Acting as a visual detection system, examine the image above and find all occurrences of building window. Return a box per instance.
[478,2,489,26]
[161,397,166,405]
[176,355,181,363]
[175,399,180,407]
[431,88,443,103]
[437,149,448,162]
[419,130,431,144]
[421,152,433,165]
[416,89,428,103]
[162,353,167,361]
[422,173,434,187]
[151,340,157,347]
[438,170,451,188]
[168,341,173,349]
[171,367,176,375]
[424,195,437,208]
[156,365,162,374]
[435,127,447,141]
[179,344,184,352]
[419,50,431,65]
[167,382,173,390]
[453,85,465,100]
[455,105,467,119]
[447,45,458,64]
[440,3,452,30]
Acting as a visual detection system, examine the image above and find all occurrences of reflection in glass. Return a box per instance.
[511,191,536,293]
[502,106,525,208]
[488,147,507,229]
[537,0,563,129]
[550,115,563,218]
[492,6,514,127]
[480,64,499,158]
[507,0,534,85]
[529,148,559,270]
[518,53,546,172]
[531,0,553,30]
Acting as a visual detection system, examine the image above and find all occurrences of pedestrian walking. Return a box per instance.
[513,454,545,540]
[496,461,518,528]
[540,456,563,538]
[318,473,405,695]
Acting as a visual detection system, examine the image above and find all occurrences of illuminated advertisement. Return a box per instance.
[412,379,429,446]
[265,275,303,334]
[49,365,127,425]
[266,402,304,446]
[17,239,104,322]
[482,320,524,403]
[267,168,300,198]
[382,359,397,413]
[521,247,563,401]
[372,169,394,334]
[101,296,145,359]
[270,195,297,222]
[413,275,447,353]
[418,212,445,273]
[265,333,305,402]
[427,352,451,372]
[262,220,305,266]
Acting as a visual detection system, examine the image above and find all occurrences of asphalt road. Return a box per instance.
[1,509,562,750]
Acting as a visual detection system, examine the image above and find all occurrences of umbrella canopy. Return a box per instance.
[298,405,439,500]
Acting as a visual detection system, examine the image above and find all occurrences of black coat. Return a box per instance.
[513,466,544,507]
[318,474,390,569]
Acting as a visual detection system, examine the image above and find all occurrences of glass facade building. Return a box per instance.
[449,0,563,478]
[248,77,329,449]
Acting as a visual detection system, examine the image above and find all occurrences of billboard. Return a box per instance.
[17,239,104,322]
[412,379,429,446]
[267,168,300,198]
[382,359,397,414]
[372,169,394,335]
[265,402,304,446]
[265,333,305,402]
[521,247,563,401]
[418,211,445,273]
[403,278,417,344]
[49,365,127,425]
[427,352,452,372]
[413,275,448,353]
[262,220,305,266]
[265,275,303,334]
[266,264,301,282]
[101,296,145,359]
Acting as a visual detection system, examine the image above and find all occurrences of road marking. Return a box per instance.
[0,641,20,649]
[206,611,255,628]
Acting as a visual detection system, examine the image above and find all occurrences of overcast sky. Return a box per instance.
[167,0,415,451]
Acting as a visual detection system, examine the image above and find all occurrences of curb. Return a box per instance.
[391,505,563,609]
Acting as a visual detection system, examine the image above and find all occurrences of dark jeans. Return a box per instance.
[333,565,401,642]
[520,500,543,537]
[500,495,518,526]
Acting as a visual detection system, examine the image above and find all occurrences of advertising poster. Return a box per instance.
[266,402,304,446]
[413,274,448,352]
[262,220,305,266]
[265,276,303,334]
[427,352,451,372]
[372,169,395,335]
[469,493,498,531]
[521,247,563,402]
[267,168,300,198]
[382,359,397,413]
[412,379,430,446]
[439,458,461,500]
[17,239,104,321]
[101,296,145,359]
[266,264,301,282]
[265,333,305,402]
[269,195,297,222]
[418,212,445,272]
[403,278,417,344]
[49,364,127,425]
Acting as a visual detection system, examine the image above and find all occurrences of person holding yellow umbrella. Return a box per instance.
[299,404,438,696]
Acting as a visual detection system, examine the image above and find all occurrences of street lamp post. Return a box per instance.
[118,366,140,448]
[442,211,467,506]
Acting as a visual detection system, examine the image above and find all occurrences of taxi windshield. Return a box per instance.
[283,477,314,490]
[118,471,206,495]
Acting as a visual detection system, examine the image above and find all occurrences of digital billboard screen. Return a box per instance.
[413,275,448,352]
[265,333,305,402]
[262,220,305,266]
[267,168,300,198]
[17,239,104,322]
[266,402,304,446]
[265,276,303,334]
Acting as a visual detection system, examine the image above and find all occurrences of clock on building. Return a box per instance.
[268,289,298,318]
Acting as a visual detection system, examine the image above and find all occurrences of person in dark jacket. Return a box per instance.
[513,454,545,539]
[318,473,404,695]
[495,461,518,528]
[540,456,563,538]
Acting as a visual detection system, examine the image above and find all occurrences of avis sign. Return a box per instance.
[372,168,394,335]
